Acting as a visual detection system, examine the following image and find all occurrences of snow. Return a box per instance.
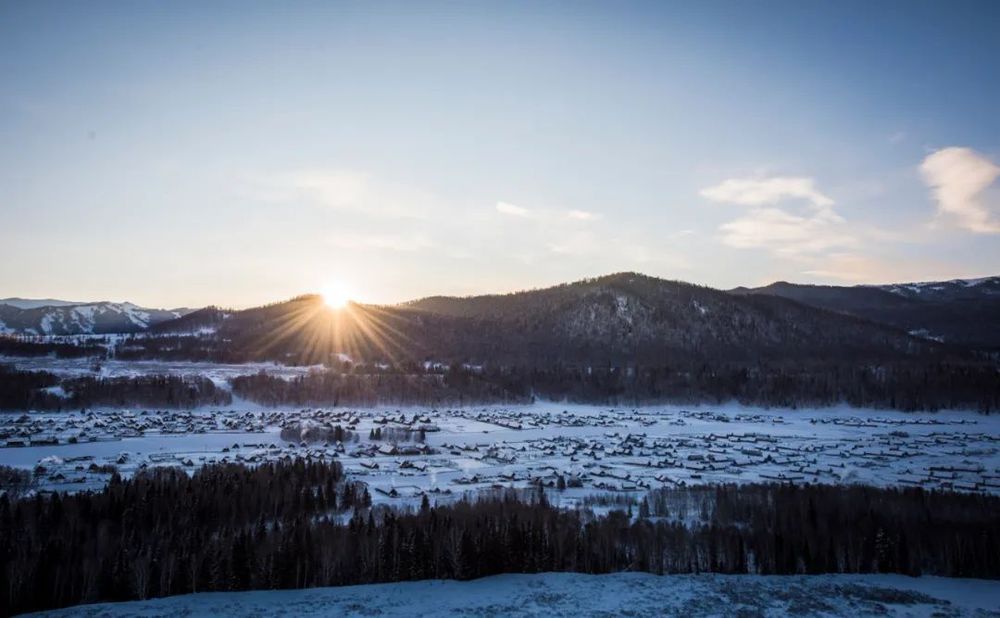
[72,305,98,321]
[120,303,152,328]
[5,401,998,500]
[0,302,190,336]
[908,329,944,342]
[961,276,995,287]
[62,304,101,334]
[28,572,1000,617]
[879,276,999,297]
[615,294,630,320]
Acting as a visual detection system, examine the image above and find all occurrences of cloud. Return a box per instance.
[700,176,834,208]
[718,207,854,255]
[920,147,1000,234]
[702,174,852,256]
[496,201,532,217]
[566,209,600,221]
[497,202,602,223]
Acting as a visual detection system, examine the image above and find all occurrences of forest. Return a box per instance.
[3,360,998,412]
[230,362,1000,412]
[1,460,997,614]
[229,368,522,408]
[0,336,107,359]
[61,374,231,409]
[0,366,230,411]
[0,366,61,411]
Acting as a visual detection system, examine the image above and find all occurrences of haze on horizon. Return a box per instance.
[2,1,999,309]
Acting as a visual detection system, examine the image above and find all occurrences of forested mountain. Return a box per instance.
[3,274,996,409]
[7,273,996,354]
[733,277,1000,350]
[2,273,994,410]
[0,301,192,335]
[878,276,1000,301]
[129,273,961,367]
[146,306,227,334]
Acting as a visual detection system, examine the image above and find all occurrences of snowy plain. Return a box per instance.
[4,401,1000,503]
[3,396,998,502]
[25,572,1000,617]
[4,358,1000,617]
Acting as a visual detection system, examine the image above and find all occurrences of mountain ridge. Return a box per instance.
[2,273,997,352]
[110,272,970,367]
[0,301,196,336]
[733,276,1000,350]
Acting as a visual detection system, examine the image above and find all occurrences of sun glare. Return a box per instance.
[320,282,352,310]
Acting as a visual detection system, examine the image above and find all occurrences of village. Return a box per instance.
[1,404,998,503]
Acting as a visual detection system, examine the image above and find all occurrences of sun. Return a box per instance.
[320,281,353,309]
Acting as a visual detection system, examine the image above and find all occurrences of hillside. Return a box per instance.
[131,273,957,367]
[733,277,1000,350]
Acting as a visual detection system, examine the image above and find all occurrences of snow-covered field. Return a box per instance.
[26,572,1000,617]
[3,402,998,501]
[5,369,999,617]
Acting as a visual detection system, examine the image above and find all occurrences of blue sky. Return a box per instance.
[2,1,999,307]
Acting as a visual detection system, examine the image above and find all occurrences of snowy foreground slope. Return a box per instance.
[29,573,1000,617]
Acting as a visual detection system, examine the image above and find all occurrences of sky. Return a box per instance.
[2,0,999,308]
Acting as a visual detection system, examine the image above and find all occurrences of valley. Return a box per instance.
[6,402,997,504]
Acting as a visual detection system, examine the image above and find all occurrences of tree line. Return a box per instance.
[1,460,997,614]
[0,363,1000,413]
[229,361,1000,412]
[0,366,231,411]
[516,361,1000,412]
[3,361,997,412]
[0,336,107,359]
[229,369,521,407]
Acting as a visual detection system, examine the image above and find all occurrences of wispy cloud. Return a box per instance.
[497,202,602,222]
[496,201,532,217]
[920,147,1000,234]
[566,209,601,221]
[703,175,851,256]
[718,206,854,255]
[700,176,834,208]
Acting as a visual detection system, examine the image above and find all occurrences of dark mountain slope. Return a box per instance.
[733,277,1000,350]
[134,273,955,367]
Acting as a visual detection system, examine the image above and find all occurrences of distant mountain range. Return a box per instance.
[99,273,988,368]
[2,275,997,357]
[731,276,1000,349]
[0,299,194,336]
